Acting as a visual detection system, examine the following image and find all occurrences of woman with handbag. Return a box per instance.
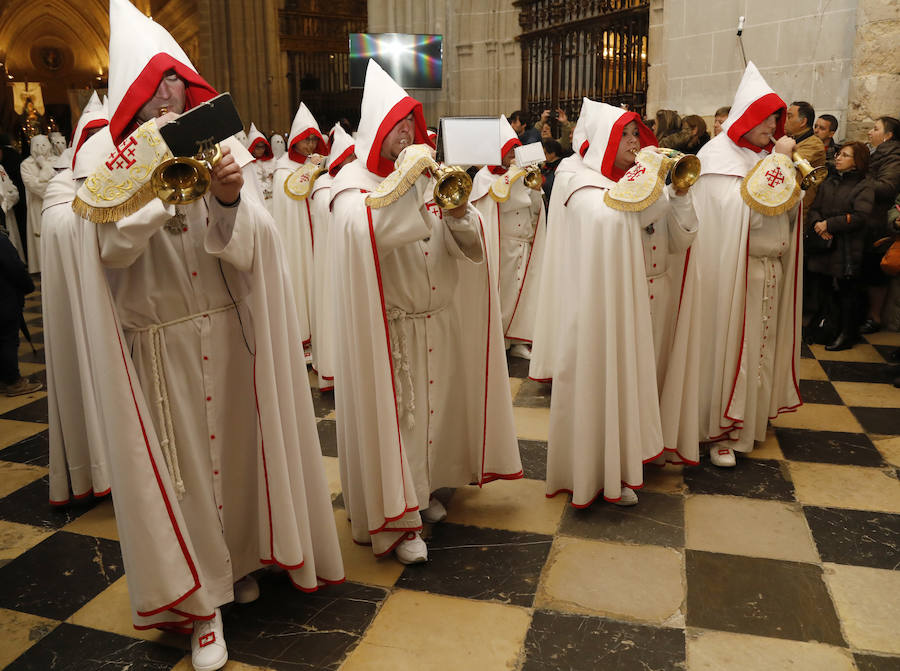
[807,141,875,350]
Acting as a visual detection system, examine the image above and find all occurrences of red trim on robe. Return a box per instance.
[501,204,541,341]
[546,481,646,508]
[328,145,356,177]
[367,97,432,178]
[50,486,112,506]
[110,53,218,145]
[306,199,315,250]
[726,93,786,153]
[602,112,657,182]
[289,127,328,163]
[72,119,109,169]
[723,225,751,424]
[248,138,274,161]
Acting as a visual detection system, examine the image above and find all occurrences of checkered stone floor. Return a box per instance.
[1,279,899,670]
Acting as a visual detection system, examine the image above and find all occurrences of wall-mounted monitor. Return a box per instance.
[349,33,443,90]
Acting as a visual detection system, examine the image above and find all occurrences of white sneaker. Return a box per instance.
[420,497,447,524]
[509,344,532,360]
[395,532,428,565]
[612,487,639,506]
[233,574,260,604]
[710,446,737,467]
[191,608,228,671]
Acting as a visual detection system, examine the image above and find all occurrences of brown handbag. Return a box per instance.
[879,236,900,275]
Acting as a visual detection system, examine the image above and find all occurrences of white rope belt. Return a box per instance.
[128,302,239,499]
[385,303,447,429]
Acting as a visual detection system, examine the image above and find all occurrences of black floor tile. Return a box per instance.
[683,458,795,501]
[518,439,547,481]
[854,652,900,671]
[317,419,337,457]
[396,523,552,607]
[775,428,885,467]
[0,397,48,423]
[850,407,900,435]
[800,341,814,359]
[309,386,335,418]
[559,491,684,547]
[5,622,184,670]
[797,379,843,405]
[0,476,102,529]
[0,429,50,467]
[820,361,895,384]
[804,506,900,570]
[224,574,387,671]
[514,378,551,408]
[522,610,685,671]
[0,531,124,620]
[872,344,898,363]
[505,351,531,380]
[685,550,845,645]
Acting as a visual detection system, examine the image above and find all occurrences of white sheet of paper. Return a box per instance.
[440,117,501,166]
[515,141,546,166]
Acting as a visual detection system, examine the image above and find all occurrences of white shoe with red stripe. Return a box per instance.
[710,446,737,467]
[191,608,228,671]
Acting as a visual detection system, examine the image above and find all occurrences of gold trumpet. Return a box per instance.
[655,148,701,191]
[366,145,472,210]
[284,156,326,201]
[793,152,827,190]
[151,139,222,205]
[430,162,473,210]
[489,163,543,202]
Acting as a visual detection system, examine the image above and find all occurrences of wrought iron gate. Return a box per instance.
[515,0,649,125]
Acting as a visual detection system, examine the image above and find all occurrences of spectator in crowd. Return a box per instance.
[654,109,681,143]
[541,138,562,207]
[534,108,575,152]
[860,116,900,335]
[785,100,826,210]
[0,229,41,397]
[814,114,841,166]
[509,110,541,145]
[659,114,710,153]
[806,142,874,351]
[713,106,731,137]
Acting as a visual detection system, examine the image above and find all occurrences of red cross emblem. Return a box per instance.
[298,173,310,183]
[425,202,443,219]
[765,166,785,188]
[106,136,138,171]
[198,632,216,647]
[626,164,646,181]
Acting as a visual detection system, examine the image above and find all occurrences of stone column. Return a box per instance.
[846,0,899,141]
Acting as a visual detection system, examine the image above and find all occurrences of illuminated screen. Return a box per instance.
[349,33,443,89]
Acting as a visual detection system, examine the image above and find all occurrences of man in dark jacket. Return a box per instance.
[0,231,41,396]
[0,135,28,259]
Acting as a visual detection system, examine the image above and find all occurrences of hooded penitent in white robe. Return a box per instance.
[20,135,55,272]
[49,131,66,157]
[270,133,286,160]
[528,98,593,383]
[545,102,673,506]
[330,60,522,557]
[42,118,113,505]
[0,165,22,261]
[308,124,355,390]
[271,103,329,352]
[694,62,802,452]
[471,116,547,347]
[247,123,275,214]
[67,0,344,631]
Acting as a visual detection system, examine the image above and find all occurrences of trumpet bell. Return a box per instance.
[669,153,701,191]
[523,166,543,190]
[433,166,472,210]
[152,157,212,205]
[792,152,827,190]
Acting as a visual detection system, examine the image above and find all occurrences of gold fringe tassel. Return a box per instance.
[740,177,801,216]
[604,160,669,212]
[365,155,435,209]
[72,180,158,224]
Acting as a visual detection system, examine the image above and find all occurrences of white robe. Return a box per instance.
[309,172,336,388]
[42,170,112,504]
[529,154,581,382]
[638,187,701,464]
[546,168,664,506]
[253,159,276,215]
[20,155,56,272]
[693,171,802,451]
[471,168,547,345]
[330,161,523,556]
[77,189,342,630]
[0,166,23,261]
[271,155,316,349]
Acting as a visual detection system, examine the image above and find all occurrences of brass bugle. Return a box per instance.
[489,163,543,202]
[657,148,700,191]
[432,162,473,210]
[792,152,827,190]
[151,140,222,206]
[365,145,472,210]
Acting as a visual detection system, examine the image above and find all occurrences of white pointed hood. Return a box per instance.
[74,126,116,180]
[70,92,109,169]
[721,61,786,153]
[580,101,656,182]
[493,115,523,169]
[355,59,431,178]
[326,123,355,176]
[246,122,273,161]
[270,133,286,159]
[286,102,328,163]
[107,0,217,144]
